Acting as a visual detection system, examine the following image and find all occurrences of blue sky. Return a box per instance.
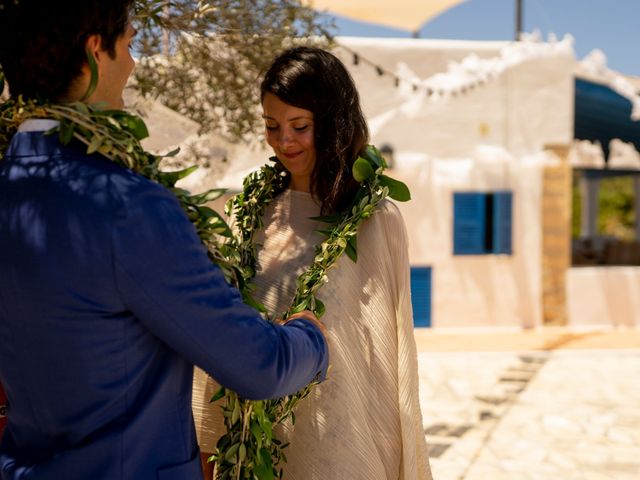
[325,0,640,77]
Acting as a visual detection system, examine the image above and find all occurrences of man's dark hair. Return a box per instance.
[0,0,133,102]
[261,46,370,215]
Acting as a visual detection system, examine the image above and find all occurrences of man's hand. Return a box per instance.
[280,310,328,339]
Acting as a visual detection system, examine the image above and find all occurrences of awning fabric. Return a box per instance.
[310,0,466,32]
[574,78,640,161]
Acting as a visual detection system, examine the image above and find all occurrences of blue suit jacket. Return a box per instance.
[0,131,329,479]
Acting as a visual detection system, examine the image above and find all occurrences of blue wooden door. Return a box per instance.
[410,267,432,327]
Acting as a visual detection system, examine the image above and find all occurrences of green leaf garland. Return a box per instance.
[211,147,409,479]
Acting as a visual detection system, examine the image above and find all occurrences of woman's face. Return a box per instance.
[262,92,316,192]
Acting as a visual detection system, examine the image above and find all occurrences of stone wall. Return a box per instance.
[541,145,572,326]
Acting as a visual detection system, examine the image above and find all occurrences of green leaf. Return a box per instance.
[189,188,227,204]
[290,299,309,314]
[100,110,149,140]
[259,416,272,442]
[121,114,149,140]
[216,433,231,452]
[171,187,192,197]
[210,387,226,403]
[362,144,386,168]
[81,47,99,102]
[379,174,411,201]
[316,228,334,238]
[58,121,75,145]
[250,422,262,442]
[254,448,274,480]
[352,156,375,183]
[224,442,240,463]
[86,135,103,154]
[345,236,358,262]
[313,298,326,317]
[241,291,266,313]
[157,165,198,185]
[162,147,181,158]
[252,400,264,415]
[231,400,241,424]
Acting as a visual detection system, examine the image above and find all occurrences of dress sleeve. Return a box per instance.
[378,202,434,480]
[111,180,329,400]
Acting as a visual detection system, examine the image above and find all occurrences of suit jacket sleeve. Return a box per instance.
[111,180,328,400]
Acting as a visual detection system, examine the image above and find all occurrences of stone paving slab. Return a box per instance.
[417,347,640,480]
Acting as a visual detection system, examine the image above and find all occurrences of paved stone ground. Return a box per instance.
[415,329,640,480]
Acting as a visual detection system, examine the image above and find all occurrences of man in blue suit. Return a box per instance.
[0,1,329,478]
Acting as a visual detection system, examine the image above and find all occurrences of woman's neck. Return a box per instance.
[289,175,311,193]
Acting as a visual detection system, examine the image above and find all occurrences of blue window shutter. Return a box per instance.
[453,193,486,254]
[410,267,432,327]
[493,191,513,254]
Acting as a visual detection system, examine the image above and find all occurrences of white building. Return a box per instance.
[146,35,640,329]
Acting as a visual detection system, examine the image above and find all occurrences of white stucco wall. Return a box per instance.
[336,37,575,328]
[567,267,640,327]
[392,149,549,328]
[336,37,575,159]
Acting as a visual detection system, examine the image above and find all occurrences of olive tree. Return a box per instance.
[133,0,333,141]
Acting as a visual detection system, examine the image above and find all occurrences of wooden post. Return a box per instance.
[515,0,523,41]
[541,144,572,326]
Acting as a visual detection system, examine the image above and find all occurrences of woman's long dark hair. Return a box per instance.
[261,46,369,215]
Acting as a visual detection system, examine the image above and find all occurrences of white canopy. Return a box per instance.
[309,0,467,32]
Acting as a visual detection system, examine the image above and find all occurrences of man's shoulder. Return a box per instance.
[8,130,160,185]
[5,130,171,208]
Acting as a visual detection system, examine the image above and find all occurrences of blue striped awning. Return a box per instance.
[574,78,640,161]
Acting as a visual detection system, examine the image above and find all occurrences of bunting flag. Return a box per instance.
[337,31,576,101]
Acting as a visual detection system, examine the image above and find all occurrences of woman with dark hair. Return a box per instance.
[193,46,432,480]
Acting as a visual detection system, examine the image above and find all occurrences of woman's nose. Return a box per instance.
[278,130,294,148]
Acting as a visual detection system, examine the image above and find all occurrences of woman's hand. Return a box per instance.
[280,310,328,339]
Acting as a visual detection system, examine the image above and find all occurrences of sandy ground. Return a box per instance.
[414,327,640,353]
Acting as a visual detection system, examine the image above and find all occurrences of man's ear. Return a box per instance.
[80,34,102,101]
[84,34,103,67]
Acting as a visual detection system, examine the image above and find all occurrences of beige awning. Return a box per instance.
[310,0,467,32]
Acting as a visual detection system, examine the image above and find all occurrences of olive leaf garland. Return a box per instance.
[0,96,411,480]
[0,97,245,290]
[209,146,410,480]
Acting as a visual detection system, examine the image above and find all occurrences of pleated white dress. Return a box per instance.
[192,189,432,480]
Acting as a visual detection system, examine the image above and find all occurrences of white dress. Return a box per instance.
[192,189,432,480]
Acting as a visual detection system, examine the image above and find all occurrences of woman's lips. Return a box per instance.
[282,151,302,159]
